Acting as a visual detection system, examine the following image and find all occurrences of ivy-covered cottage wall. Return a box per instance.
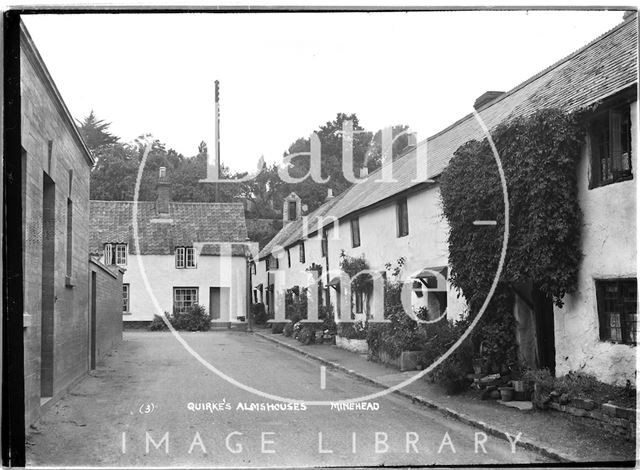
[554,100,637,385]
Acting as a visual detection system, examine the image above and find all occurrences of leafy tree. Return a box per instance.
[239,160,290,219]
[77,111,119,151]
[280,113,411,213]
[89,142,139,201]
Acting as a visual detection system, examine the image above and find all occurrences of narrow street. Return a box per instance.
[27,331,549,467]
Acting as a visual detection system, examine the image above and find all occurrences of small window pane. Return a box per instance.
[104,244,113,265]
[597,279,637,345]
[122,284,129,312]
[176,247,185,268]
[397,199,409,237]
[115,244,127,266]
[590,105,633,188]
[186,247,196,268]
[288,201,297,220]
[173,287,198,314]
[351,218,361,247]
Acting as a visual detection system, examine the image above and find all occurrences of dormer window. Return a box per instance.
[104,243,127,266]
[176,247,196,269]
[283,192,302,223]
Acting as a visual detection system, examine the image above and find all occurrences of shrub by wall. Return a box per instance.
[170,304,211,331]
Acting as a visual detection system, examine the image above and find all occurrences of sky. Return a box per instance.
[22,9,625,172]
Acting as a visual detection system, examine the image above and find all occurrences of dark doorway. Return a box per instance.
[90,271,97,369]
[209,287,230,321]
[41,173,55,399]
[210,287,220,320]
[267,285,274,317]
[532,285,556,374]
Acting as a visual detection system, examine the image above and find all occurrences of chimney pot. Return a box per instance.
[156,167,170,214]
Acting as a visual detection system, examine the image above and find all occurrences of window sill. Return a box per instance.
[602,339,636,347]
[65,275,75,288]
[589,174,633,190]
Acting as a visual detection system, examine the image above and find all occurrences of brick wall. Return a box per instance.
[21,25,96,426]
[90,259,123,364]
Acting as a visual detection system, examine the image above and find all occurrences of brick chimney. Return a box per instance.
[473,91,505,110]
[156,166,170,214]
[325,188,334,201]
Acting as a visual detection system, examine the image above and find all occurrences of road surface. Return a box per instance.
[26,330,550,467]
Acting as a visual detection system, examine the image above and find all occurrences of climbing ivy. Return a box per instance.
[440,108,586,311]
[339,251,373,294]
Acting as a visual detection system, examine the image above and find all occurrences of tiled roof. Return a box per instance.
[259,14,638,259]
[90,201,248,256]
[258,192,346,259]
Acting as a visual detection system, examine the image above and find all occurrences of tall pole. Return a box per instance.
[214,80,220,202]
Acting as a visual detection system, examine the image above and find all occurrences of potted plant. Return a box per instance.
[472,357,485,375]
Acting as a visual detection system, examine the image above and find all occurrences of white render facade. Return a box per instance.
[554,99,637,385]
[90,171,254,326]
[252,186,466,325]
[252,15,637,385]
[101,252,250,324]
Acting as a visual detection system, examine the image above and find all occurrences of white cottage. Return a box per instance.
[90,168,255,327]
[252,13,637,384]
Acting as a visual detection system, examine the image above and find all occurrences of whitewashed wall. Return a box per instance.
[554,100,637,385]
[252,185,468,323]
[325,185,466,322]
[109,254,248,323]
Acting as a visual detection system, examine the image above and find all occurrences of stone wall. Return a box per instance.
[547,396,636,441]
[20,24,115,426]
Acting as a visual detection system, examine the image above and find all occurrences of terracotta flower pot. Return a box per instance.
[499,387,514,401]
[512,380,525,392]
